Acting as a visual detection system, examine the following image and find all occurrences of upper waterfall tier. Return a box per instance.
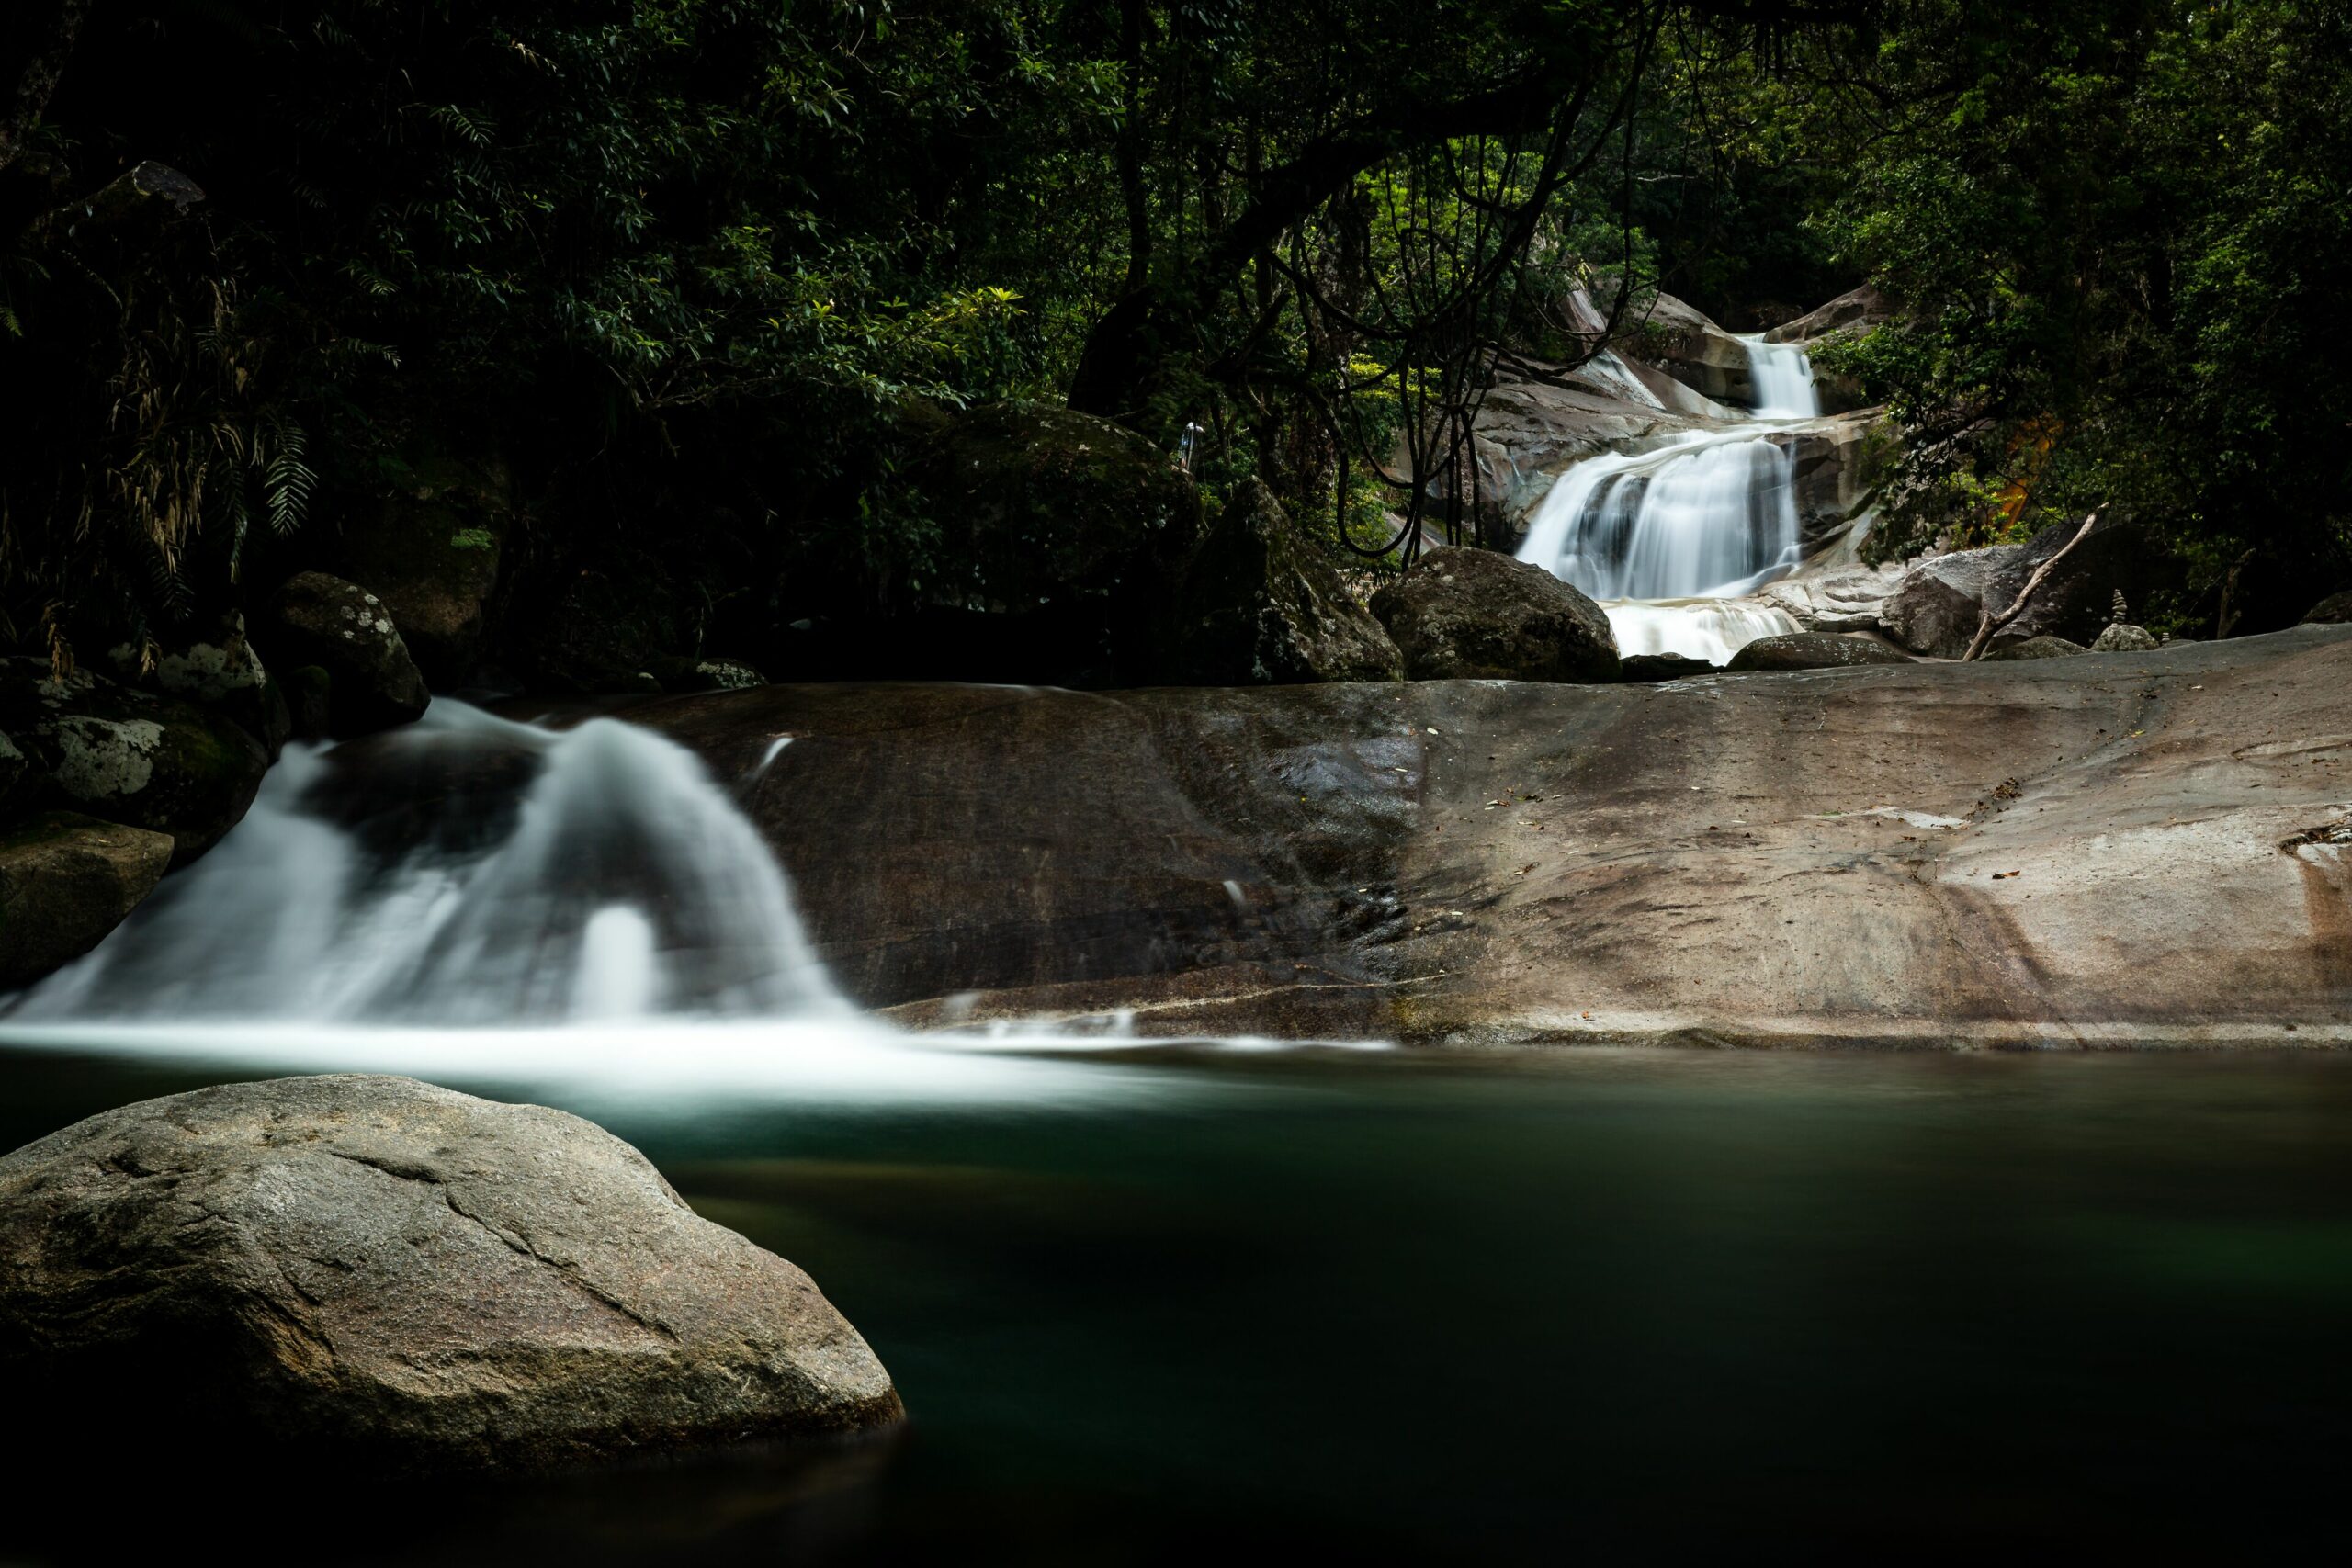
[6,701,847,1026]
[1740,333,1820,419]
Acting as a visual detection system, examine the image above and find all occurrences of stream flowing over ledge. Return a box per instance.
[626,625,2352,1048]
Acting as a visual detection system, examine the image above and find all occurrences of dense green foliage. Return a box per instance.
[1792,0,2352,626]
[2,0,2345,670]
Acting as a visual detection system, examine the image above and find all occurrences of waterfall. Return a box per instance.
[1516,333,1820,661]
[1741,334,1820,419]
[7,701,849,1026]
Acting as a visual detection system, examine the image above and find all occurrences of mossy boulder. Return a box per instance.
[1369,546,1619,682]
[0,811,175,991]
[1151,479,1401,685]
[264,572,432,737]
[102,609,290,758]
[2091,623,2161,653]
[0,660,268,865]
[1724,633,1914,672]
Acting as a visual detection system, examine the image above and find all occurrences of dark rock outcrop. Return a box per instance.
[0,730,33,818]
[0,1075,902,1472]
[2301,590,2352,625]
[1619,652,1716,682]
[1724,633,1913,672]
[1983,636,2088,661]
[637,624,2352,1045]
[1370,547,1618,682]
[1152,479,1401,685]
[0,812,174,990]
[265,572,432,737]
[1881,513,2161,659]
[907,402,1204,683]
[648,656,767,694]
[1627,292,1757,408]
[0,660,268,864]
[103,609,289,757]
[1764,284,1892,347]
[322,454,512,686]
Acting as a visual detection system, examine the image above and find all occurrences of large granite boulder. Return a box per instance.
[1881,513,2159,659]
[264,571,432,737]
[1724,633,1913,672]
[0,660,268,863]
[103,609,289,757]
[1765,284,1892,346]
[1370,547,1618,682]
[1153,479,1401,685]
[0,1076,902,1472]
[1626,292,1757,408]
[1773,411,1888,548]
[0,811,174,990]
[910,401,1204,682]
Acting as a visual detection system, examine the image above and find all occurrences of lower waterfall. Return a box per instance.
[7,701,848,1026]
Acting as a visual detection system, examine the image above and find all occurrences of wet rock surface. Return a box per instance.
[639,625,2352,1045]
[1371,547,1618,683]
[0,811,174,990]
[1984,636,2089,661]
[266,571,433,736]
[0,1075,902,1472]
[0,659,268,863]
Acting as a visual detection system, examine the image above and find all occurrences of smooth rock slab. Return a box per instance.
[0,1076,901,1472]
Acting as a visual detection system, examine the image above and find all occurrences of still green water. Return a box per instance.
[5,1044,2351,1560]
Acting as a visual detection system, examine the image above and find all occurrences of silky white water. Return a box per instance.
[8,700,847,1026]
[1517,333,1818,661]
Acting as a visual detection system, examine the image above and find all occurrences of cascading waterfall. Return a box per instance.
[1516,333,1821,662]
[7,701,849,1026]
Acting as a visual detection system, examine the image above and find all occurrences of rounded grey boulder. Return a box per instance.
[2091,623,2160,653]
[1370,546,1619,682]
[1724,632,1913,672]
[265,571,432,737]
[0,1075,902,1472]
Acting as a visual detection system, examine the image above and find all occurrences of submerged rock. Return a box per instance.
[1153,479,1402,685]
[1724,633,1913,671]
[0,811,174,990]
[265,571,432,737]
[1370,547,1618,682]
[0,659,268,863]
[1983,636,2089,661]
[0,1075,902,1472]
[2091,623,2161,653]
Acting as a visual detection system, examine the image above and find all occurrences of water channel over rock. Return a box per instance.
[1516,334,1823,661]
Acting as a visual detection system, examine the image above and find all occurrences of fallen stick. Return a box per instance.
[1962,510,2099,661]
